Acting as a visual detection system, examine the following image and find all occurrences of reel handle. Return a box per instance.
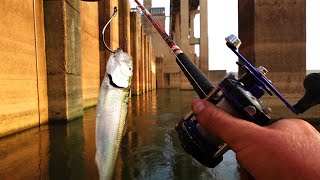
[294,73,320,113]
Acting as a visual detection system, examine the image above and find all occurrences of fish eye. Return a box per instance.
[129,67,132,71]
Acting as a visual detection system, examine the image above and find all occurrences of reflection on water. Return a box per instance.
[0,89,239,180]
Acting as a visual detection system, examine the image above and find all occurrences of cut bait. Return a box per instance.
[95,49,133,180]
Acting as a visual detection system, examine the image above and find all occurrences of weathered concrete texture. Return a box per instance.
[140,31,146,92]
[208,70,227,84]
[35,0,49,125]
[44,0,83,122]
[119,0,131,54]
[199,0,209,76]
[145,37,150,92]
[81,1,100,109]
[179,1,193,90]
[130,12,141,95]
[109,0,119,51]
[149,8,178,88]
[0,0,48,137]
[238,0,320,120]
[240,0,306,93]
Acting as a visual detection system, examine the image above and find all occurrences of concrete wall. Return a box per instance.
[44,0,83,123]
[0,0,48,137]
[0,0,157,137]
[81,1,100,109]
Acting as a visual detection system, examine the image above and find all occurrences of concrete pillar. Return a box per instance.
[238,0,255,77]
[180,1,192,89]
[119,0,131,54]
[44,0,83,122]
[239,0,306,93]
[199,0,209,76]
[109,0,119,51]
[189,11,197,58]
[140,30,146,93]
[98,0,120,83]
[81,1,100,109]
[148,37,152,91]
[35,0,49,125]
[143,0,152,35]
[144,34,149,92]
[130,12,141,95]
[151,48,157,90]
[239,0,312,119]
[98,0,107,82]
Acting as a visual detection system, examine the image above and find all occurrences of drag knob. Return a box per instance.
[293,73,320,113]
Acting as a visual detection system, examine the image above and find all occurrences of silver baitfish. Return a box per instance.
[95,49,133,180]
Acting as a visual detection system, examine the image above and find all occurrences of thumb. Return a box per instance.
[192,99,263,151]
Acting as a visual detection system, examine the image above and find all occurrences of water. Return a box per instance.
[0,89,239,180]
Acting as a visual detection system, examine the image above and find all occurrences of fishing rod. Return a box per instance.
[133,0,320,168]
[81,0,320,168]
[134,0,215,100]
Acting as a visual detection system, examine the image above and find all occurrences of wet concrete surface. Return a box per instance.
[0,89,239,180]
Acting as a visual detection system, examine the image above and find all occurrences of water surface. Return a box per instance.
[0,89,239,180]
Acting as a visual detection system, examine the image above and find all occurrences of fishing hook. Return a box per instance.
[102,6,118,53]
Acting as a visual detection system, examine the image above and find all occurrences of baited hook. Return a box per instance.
[102,6,118,53]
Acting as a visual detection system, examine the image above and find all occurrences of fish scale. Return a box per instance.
[95,50,132,180]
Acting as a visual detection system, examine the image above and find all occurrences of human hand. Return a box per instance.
[192,99,320,180]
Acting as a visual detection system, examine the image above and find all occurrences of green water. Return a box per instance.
[0,89,239,180]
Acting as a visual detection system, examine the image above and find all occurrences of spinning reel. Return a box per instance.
[175,35,320,168]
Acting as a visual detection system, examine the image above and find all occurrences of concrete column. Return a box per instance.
[130,12,141,95]
[81,1,100,109]
[44,0,83,122]
[144,35,149,92]
[140,29,146,93]
[148,37,152,91]
[189,11,197,57]
[156,57,163,88]
[238,0,255,77]
[180,1,192,89]
[151,48,157,90]
[239,0,311,119]
[35,0,49,125]
[119,0,131,54]
[199,0,209,76]
[98,0,107,82]
[143,0,152,35]
[109,0,119,51]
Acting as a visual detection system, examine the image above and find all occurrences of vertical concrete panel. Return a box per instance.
[66,1,83,120]
[140,30,145,93]
[0,0,41,136]
[254,0,306,93]
[98,0,107,83]
[130,12,141,95]
[119,0,131,54]
[145,36,149,92]
[44,0,83,122]
[34,0,49,125]
[239,0,314,119]
[110,0,119,51]
[81,1,100,109]
[238,0,255,76]
[180,1,192,89]
[199,0,209,76]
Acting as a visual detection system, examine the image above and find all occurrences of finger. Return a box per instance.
[192,99,264,150]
